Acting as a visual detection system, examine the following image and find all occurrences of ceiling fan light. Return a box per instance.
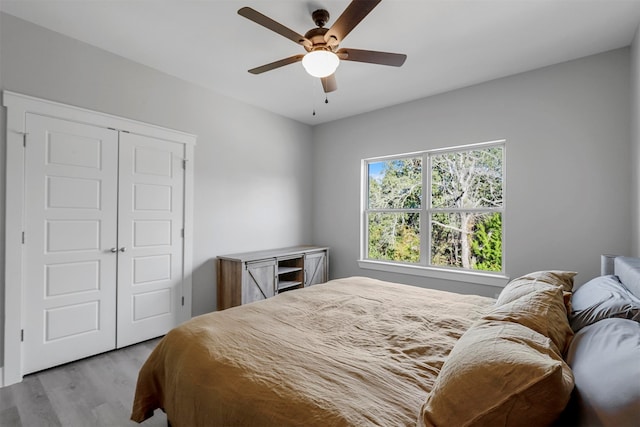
[302,50,340,78]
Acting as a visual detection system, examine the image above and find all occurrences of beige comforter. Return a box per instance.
[131,276,494,426]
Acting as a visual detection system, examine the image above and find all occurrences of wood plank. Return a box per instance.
[0,338,166,426]
[10,376,62,426]
[0,406,21,426]
[218,258,243,310]
[217,245,329,262]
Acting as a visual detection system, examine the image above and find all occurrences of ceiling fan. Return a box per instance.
[238,0,407,93]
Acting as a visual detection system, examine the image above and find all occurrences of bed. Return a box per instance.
[131,258,640,426]
[558,256,640,427]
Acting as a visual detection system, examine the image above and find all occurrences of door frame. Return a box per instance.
[2,91,196,386]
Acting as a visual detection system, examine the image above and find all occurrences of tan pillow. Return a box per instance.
[486,285,574,355]
[419,320,574,427]
[496,270,576,305]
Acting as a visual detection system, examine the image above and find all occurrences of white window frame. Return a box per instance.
[358,140,509,288]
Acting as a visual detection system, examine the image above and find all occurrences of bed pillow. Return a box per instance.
[570,275,640,332]
[566,318,640,427]
[419,320,574,427]
[496,270,576,306]
[491,270,575,354]
[487,283,574,355]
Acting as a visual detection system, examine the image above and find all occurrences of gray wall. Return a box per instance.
[0,13,314,367]
[312,48,632,296]
[632,25,640,257]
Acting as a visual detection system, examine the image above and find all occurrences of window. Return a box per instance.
[362,141,505,279]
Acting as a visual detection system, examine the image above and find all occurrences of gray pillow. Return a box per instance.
[570,275,640,332]
[566,318,640,427]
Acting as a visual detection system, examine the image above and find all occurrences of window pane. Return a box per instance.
[431,212,502,272]
[368,212,420,262]
[368,158,422,209]
[431,147,503,209]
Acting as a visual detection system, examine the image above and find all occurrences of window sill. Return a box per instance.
[357,259,510,288]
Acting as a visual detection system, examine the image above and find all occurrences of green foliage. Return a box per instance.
[431,147,503,209]
[368,212,420,262]
[369,158,422,209]
[367,146,503,271]
[471,213,502,271]
[430,212,462,268]
[368,158,422,263]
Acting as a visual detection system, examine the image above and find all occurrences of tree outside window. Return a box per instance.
[364,142,504,273]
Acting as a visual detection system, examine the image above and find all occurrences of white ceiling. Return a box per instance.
[2,0,640,125]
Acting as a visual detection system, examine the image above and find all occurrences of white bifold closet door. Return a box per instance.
[116,132,184,348]
[23,113,185,374]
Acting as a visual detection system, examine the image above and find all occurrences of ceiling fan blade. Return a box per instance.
[337,48,407,67]
[324,0,382,46]
[248,54,305,74]
[238,7,311,48]
[321,74,337,93]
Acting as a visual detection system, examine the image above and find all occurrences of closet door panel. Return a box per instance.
[23,113,119,374]
[116,133,185,348]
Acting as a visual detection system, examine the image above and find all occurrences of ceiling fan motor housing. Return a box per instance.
[312,9,330,27]
[304,27,334,52]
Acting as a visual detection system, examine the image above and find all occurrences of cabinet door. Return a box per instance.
[304,251,327,286]
[243,259,276,304]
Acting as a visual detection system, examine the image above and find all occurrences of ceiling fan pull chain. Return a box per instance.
[312,88,317,116]
[312,78,319,116]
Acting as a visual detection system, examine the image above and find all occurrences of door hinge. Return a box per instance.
[21,329,24,342]
[14,131,28,147]
[181,228,184,238]
[107,127,129,133]
[181,296,185,306]
[182,159,187,169]
[22,231,25,244]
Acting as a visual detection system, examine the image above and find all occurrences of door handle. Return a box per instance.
[119,247,126,252]
[110,247,127,253]
[110,248,118,253]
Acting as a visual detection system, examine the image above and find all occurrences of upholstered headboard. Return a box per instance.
[613,256,640,299]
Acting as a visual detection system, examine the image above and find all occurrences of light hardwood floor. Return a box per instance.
[0,338,167,427]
